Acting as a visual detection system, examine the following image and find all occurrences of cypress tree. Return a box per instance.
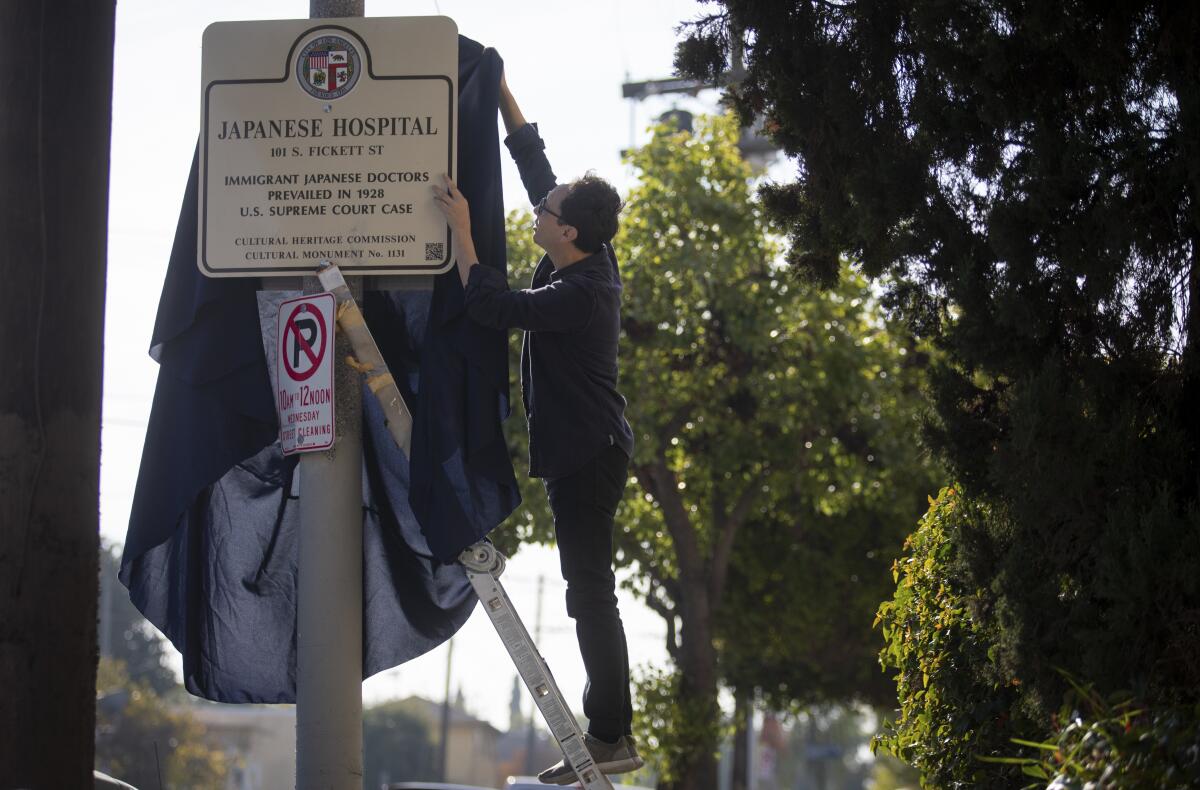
[676,0,1200,756]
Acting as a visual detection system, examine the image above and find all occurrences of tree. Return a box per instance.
[499,115,936,789]
[96,548,238,785]
[95,658,230,788]
[363,700,438,787]
[0,1,115,784]
[676,0,1200,778]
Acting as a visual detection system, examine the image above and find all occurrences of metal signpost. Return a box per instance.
[200,10,616,789]
[199,9,457,789]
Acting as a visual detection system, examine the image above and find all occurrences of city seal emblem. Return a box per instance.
[296,35,361,100]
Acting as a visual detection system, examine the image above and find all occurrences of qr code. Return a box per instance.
[425,242,444,261]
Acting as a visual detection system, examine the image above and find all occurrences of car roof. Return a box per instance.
[384,783,497,790]
[504,780,652,790]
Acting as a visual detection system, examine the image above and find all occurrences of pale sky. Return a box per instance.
[102,0,721,732]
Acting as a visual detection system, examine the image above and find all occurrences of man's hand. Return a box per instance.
[431,173,470,239]
[431,173,480,287]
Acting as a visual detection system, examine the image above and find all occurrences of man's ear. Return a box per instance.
[562,225,579,243]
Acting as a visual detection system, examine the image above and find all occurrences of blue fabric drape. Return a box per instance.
[120,37,518,703]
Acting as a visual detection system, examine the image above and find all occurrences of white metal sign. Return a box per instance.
[277,293,336,454]
[199,16,458,277]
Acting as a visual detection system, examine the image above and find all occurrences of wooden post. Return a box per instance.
[0,1,114,785]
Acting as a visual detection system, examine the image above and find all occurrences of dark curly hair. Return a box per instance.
[558,173,623,253]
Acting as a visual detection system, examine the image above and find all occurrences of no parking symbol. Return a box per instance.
[277,293,336,455]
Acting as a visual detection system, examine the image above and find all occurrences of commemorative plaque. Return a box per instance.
[199,17,458,277]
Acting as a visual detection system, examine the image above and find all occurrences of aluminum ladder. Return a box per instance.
[458,541,615,790]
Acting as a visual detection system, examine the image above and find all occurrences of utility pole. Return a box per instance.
[0,1,114,785]
[295,2,365,788]
[439,638,455,781]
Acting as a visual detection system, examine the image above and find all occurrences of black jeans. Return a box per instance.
[544,443,632,743]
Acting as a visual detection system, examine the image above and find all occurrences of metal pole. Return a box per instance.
[438,638,455,781]
[523,575,545,774]
[311,0,362,17]
[296,5,364,789]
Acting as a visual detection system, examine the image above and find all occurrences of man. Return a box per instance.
[431,72,640,784]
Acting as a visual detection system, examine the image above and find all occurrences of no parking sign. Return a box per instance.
[277,293,336,454]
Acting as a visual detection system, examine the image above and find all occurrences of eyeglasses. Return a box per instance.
[534,196,565,222]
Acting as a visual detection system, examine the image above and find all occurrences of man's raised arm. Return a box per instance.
[499,72,558,206]
[498,70,526,137]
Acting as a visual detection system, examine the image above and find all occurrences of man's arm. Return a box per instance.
[500,72,558,205]
[431,174,479,287]
[464,265,593,332]
[498,71,526,136]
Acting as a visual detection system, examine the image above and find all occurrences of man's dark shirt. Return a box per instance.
[464,123,634,479]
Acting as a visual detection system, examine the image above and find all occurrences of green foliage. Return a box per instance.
[719,498,920,711]
[95,657,229,788]
[617,113,938,707]
[876,487,1200,787]
[631,664,725,786]
[363,700,438,786]
[869,749,923,790]
[970,361,1200,710]
[713,271,938,710]
[616,113,932,606]
[618,114,787,492]
[676,3,1198,353]
[498,116,937,785]
[874,487,1024,787]
[677,3,1200,781]
[1004,675,1200,789]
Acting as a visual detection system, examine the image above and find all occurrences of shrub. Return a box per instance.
[876,486,1200,789]
[874,486,1026,787]
[998,674,1200,789]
